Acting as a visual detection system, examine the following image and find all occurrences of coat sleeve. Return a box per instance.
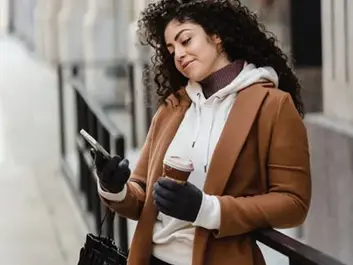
[215,94,311,238]
[99,108,161,220]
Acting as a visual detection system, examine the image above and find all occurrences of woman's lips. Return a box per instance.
[183,60,194,69]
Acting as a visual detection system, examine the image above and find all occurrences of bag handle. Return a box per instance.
[98,209,115,237]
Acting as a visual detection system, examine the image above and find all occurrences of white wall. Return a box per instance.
[322,0,353,121]
[0,0,8,33]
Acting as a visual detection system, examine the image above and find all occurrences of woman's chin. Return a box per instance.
[185,72,205,82]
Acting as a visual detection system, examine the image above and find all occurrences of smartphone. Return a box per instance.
[79,129,111,159]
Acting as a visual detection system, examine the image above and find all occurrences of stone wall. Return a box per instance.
[305,114,353,264]
[10,0,36,48]
[0,0,9,32]
[303,0,353,263]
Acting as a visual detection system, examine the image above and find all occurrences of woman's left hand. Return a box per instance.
[153,178,203,222]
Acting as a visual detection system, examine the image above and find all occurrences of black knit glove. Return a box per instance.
[91,150,130,193]
[153,178,203,222]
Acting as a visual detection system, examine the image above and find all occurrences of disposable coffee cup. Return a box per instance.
[163,156,194,184]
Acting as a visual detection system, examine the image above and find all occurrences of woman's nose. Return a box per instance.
[174,47,186,61]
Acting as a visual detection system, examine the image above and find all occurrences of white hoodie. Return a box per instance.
[98,63,279,265]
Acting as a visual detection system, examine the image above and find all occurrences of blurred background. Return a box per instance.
[0,0,352,264]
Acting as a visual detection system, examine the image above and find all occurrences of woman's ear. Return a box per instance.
[211,34,222,45]
[210,34,223,53]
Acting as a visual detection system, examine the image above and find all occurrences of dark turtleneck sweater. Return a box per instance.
[199,60,244,99]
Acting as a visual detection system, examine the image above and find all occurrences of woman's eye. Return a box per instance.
[182,38,191,45]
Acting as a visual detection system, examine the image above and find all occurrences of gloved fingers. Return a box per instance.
[157,177,183,191]
[153,191,174,211]
[184,181,196,189]
[181,181,200,193]
[118,158,129,168]
[153,181,178,202]
[99,179,111,191]
[101,155,121,174]
[118,158,130,174]
[110,155,123,167]
[91,149,109,172]
[155,204,173,217]
[116,158,131,183]
[120,169,131,184]
[96,156,121,185]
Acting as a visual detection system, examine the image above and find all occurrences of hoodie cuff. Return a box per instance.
[97,181,127,202]
[192,193,221,230]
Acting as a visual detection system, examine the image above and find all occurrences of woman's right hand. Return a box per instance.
[92,150,131,193]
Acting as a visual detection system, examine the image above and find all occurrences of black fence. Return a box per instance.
[57,62,134,253]
[57,62,345,265]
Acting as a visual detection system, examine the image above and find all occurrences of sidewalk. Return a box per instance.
[0,35,87,265]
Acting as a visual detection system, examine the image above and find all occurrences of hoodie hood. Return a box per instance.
[180,63,278,172]
[185,63,278,105]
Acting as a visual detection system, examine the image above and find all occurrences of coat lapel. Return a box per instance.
[146,90,191,190]
[203,83,269,195]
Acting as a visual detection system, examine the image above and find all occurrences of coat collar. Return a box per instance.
[203,83,269,195]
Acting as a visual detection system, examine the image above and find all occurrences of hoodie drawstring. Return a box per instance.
[191,94,228,172]
[203,96,220,172]
[192,93,202,148]
[191,94,221,173]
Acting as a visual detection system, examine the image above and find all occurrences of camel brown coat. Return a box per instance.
[101,82,311,265]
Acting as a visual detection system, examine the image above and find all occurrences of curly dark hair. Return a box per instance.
[137,0,304,116]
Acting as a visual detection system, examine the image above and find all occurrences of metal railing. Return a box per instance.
[57,62,132,253]
[253,229,345,265]
[56,62,346,265]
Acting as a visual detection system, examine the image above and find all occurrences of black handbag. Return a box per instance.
[77,211,128,265]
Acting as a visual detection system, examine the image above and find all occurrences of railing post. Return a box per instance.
[115,136,128,253]
[128,63,138,148]
[143,63,153,130]
[98,126,113,237]
[57,64,66,157]
[76,91,84,193]
[86,110,97,212]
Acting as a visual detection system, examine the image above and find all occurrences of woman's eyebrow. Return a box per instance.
[166,29,191,47]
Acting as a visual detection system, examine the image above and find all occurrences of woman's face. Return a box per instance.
[164,19,230,82]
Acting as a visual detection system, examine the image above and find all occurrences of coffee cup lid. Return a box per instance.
[163,156,194,172]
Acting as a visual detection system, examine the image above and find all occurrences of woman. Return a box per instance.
[94,0,311,265]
